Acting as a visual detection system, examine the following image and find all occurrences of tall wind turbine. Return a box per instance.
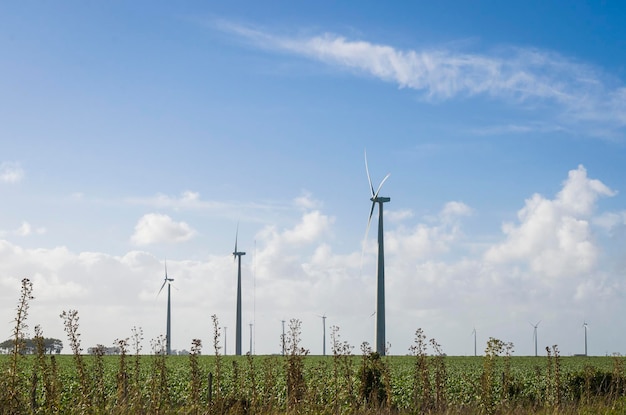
[530,321,541,357]
[157,259,174,355]
[233,225,246,356]
[364,150,390,356]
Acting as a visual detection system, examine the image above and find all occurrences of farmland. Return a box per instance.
[2,342,626,414]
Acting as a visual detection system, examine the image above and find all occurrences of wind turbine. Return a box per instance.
[249,323,253,354]
[530,320,541,357]
[281,319,286,356]
[364,150,391,356]
[318,314,327,356]
[223,326,227,355]
[583,321,588,356]
[157,259,174,355]
[471,328,477,357]
[233,225,246,356]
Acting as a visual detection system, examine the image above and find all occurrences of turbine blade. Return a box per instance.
[157,280,166,297]
[360,201,376,273]
[234,223,239,253]
[164,258,168,278]
[373,173,391,199]
[368,201,375,229]
[364,149,375,197]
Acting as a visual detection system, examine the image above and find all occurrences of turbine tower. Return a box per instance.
[281,319,286,356]
[365,150,390,356]
[233,225,246,356]
[157,259,174,355]
[530,320,541,357]
[583,321,588,356]
[472,328,477,357]
[318,314,327,356]
[224,326,227,355]
[249,323,253,354]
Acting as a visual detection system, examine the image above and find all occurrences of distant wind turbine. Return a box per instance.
[318,314,327,356]
[233,225,246,356]
[224,326,227,355]
[530,320,541,357]
[157,259,174,355]
[583,321,589,356]
[364,150,391,356]
[471,328,477,357]
[249,323,253,355]
[281,319,286,356]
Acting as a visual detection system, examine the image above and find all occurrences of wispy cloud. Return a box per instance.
[293,190,323,210]
[14,221,46,236]
[0,162,24,183]
[125,191,291,215]
[126,191,223,210]
[218,23,626,138]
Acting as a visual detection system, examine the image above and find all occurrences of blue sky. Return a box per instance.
[1,1,626,356]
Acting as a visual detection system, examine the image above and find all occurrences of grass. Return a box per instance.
[2,279,626,414]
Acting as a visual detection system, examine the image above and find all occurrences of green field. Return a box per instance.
[2,350,626,414]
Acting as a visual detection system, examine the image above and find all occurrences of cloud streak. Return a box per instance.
[220,23,626,138]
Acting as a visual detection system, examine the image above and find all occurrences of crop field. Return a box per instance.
[3,280,626,414]
[2,342,626,414]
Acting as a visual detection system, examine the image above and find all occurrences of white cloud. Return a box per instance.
[440,201,472,220]
[0,162,24,183]
[294,191,322,210]
[13,221,46,237]
[386,209,414,222]
[385,202,471,261]
[484,165,615,278]
[222,24,626,137]
[130,213,197,245]
[282,211,334,245]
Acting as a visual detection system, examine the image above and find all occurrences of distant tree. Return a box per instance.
[0,337,63,354]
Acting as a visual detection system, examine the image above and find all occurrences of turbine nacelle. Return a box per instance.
[371,196,391,203]
[157,260,174,296]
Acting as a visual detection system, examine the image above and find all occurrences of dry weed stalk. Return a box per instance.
[189,338,203,413]
[3,278,34,414]
[409,328,432,412]
[285,318,309,411]
[60,309,91,411]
